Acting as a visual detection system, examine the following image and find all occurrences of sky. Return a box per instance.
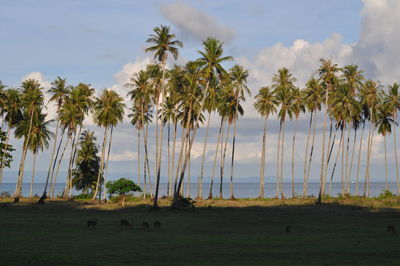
[1,0,400,185]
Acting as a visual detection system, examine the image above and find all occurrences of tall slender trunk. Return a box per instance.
[199,112,211,199]
[259,117,267,198]
[186,134,191,198]
[92,126,108,200]
[68,126,82,198]
[356,122,365,196]
[64,130,77,198]
[49,131,65,197]
[170,122,177,197]
[103,125,114,201]
[29,152,37,198]
[51,135,70,198]
[322,120,333,195]
[137,129,141,188]
[325,129,338,195]
[345,124,351,193]
[14,110,34,201]
[208,118,224,199]
[305,114,317,196]
[348,128,357,195]
[144,124,153,198]
[219,122,231,199]
[167,121,171,197]
[384,134,388,191]
[291,118,298,198]
[280,121,286,198]
[229,117,238,200]
[318,93,329,202]
[341,123,346,195]
[0,126,11,184]
[303,112,313,196]
[393,112,399,194]
[174,126,186,194]
[276,121,282,198]
[329,127,344,195]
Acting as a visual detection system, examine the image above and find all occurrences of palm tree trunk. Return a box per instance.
[199,112,211,199]
[92,126,108,200]
[276,121,282,198]
[167,121,171,197]
[322,120,333,195]
[137,129,141,188]
[318,93,329,202]
[291,118,298,198]
[39,117,61,203]
[29,152,37,198]
[14,110,35,201]
[219,122,231,199]
[260,117,267,198]
[348,128,357,195]
[103,125,114,201]
[303,112,313,196]
[171,122,177,197]
[393,113,399,194]
[174,125,186,194]
[144,124,153,198]
[341,123,345,195]
[69,126,82,198]
[384,134,388,191]
[64,130,77,198]
[229,117,238,200]
[305,114,317,196]
[280,121,286,198]
[329,127,344,195]
[0,125,11,184]
[49,130,65,197]
[356,122,365,196]
[208,118,224,199]
[345,124,351,193]
[186,134,191,198]
[51,134,70,198]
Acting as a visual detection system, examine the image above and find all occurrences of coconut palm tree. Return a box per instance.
[359,80,383,196]
[272,67,296,198]
[14,79,44,202]
[303,78,324,196]
[145,25,183,208]
[254,86,278,198]
[39,77,71,203]
[317,58,340,202]
[175,38,233,201]
[92,89,125,201]
[290,87,305,197]
[376,102,395,191]
[384,83,400,194]
[0,88,23,184]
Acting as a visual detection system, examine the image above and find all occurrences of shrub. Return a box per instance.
[377,190,396,199]
[106,178,142,206]
[0,191,11,198]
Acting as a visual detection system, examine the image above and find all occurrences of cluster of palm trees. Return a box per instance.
[0,25,399,206]
[254,60,400,199]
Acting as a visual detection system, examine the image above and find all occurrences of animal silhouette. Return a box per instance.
[120,219,132,228]
[387,225,396,234]
[86,219,98,228]
[154,221,161,230]
[142,222,150,229]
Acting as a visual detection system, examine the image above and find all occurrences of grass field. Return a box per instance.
[0,197,400,265]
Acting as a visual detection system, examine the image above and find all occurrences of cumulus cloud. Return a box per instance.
[159,1,235,43]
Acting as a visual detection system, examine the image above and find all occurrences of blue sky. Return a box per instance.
[2,0,400,186]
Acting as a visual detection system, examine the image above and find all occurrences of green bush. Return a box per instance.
[72,193,92,200]
[0,191,11,198]
[377,190,396,199]
[106,178,142,206]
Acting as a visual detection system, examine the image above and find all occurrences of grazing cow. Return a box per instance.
[87,219,98,228]
[142,222,150,229]
[154,221,161,230]
[387,225,396,234]
[120,219,132,229]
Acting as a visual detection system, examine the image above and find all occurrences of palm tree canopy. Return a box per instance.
[303,78,324,112]
[145,25,183,64]
[94,89,126,128]
[2,88,23,128]
[384,82,400,116]
[229,64,251,100]
[358,79,383,123]
[254,86,278,118]
[376,103,396,136]
[48,77,71,109]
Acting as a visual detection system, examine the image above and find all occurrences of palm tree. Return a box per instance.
[92,89,125,201]
[317,58,340,202]
[0,88,23,184]
[384,83,400,194]
[175,38,233,201]
[303,78,324,196]
[359,80,383,196]
[228,64,250,199]
[290,87,305,197]
[14,79,44,202]
[145,25,183,208]
[254,86,278,198]
[376,103,395,191]
[39,77,71,203]
[272,67,296,198]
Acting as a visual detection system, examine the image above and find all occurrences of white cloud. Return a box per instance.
[159,1,235,43]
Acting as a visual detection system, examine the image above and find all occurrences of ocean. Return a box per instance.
[0,182,398,198]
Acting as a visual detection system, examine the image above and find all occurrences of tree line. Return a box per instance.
[0,25,399,207]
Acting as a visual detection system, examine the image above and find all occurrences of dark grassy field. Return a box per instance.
[0,198,399,265]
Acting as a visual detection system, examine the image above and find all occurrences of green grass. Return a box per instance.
[0,198,400,265]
